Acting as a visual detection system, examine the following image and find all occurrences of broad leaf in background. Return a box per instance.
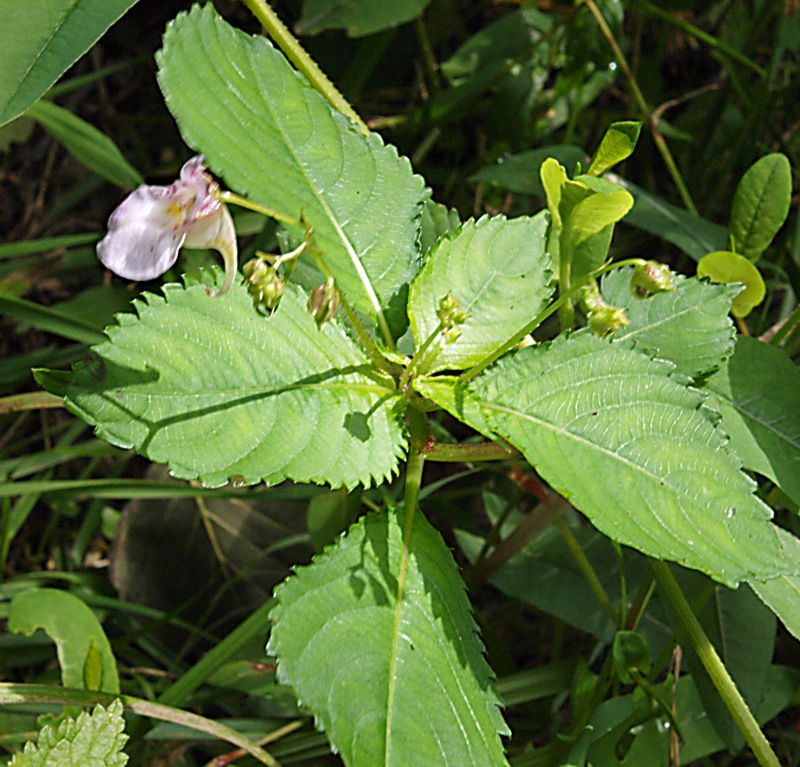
[418,200,461,257]
[457,524,670,651]
[268,506,509,767]
[586,121,641,177]
[298,0,432,36]
[408,213,551,371]
[26,100,142,189]
[601,267,738,378]
[751,527,800,642]
[10,699,128,767]
[36,278,406,489]
[8,589,119,693]
[728,153,791,262]
[157,5,427,341]
[697,250,766,318]
[0,0,140,126]
[676,573,776,752]
[470,145,587,198]
[425,332,789,586]
[609,173,727,261]
[704,335,800,505]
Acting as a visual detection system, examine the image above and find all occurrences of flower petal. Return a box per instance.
[97,186,186,281]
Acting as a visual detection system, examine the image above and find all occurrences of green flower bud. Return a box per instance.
[588,305,630,337]
[630,260,675,299]
[308,279,340,329]
[436,291,470,330]
[243,258,285,311]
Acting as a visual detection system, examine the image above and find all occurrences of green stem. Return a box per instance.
[550,510,618,624]
[460,258,647,383]
[651,561,781,767]
[769,301,800,346]
[399,321,445,394]
[423,440,515,462]
[217,191,302,227]
[558,241,575,331]
[582,0,698,215]
[239,0,369,134]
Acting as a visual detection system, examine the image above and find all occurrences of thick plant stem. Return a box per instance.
[240,0,369,134]
[652,561,781,767]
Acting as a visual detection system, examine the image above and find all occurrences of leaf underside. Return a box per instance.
[704,335,800,506]
[157,5,427,335]
[36,277,406,489]
[268,505,509,767]
[421,332,788,586]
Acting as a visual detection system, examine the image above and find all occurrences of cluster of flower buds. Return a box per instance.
[96,156,238,297]
[242,257,286,312]
[436,291,470,344]
[582,282,629,337]
[629,260,675,299]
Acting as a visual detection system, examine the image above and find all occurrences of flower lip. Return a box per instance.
[96,155,238,295]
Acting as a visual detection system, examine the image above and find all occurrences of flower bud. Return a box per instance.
[630,260,675,299]
[308,279,340,329]
[436,291,470,331]
[243,258,285,311]
[588,305,630,337]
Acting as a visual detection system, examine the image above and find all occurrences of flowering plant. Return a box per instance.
[11,3,798,766]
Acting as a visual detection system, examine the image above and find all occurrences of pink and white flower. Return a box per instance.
[97,156,237,296]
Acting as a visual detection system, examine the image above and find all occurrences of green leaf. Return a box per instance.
[601,267,738,378]
[298,0,432,36]
[418,200,461,257]
[157,5,427,340]
[728,153,791,262]
[697,250,766,318]
[457,524,665,647]
[268,506,509,766]
[704,336,800,506]
[431,333,789,586]
[609,174,727,261]
[36,278,406,490]
[408,214,552,371]
[26,100,142,189]
[7,589,119,693]
[470,145,587,197]
[0,0,139,127]
[10,699,128,767]
[750,527,800,642]
[586,121,642,177]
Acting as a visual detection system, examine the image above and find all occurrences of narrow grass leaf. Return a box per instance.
[26,100,142,189]
[0,0,140,126]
